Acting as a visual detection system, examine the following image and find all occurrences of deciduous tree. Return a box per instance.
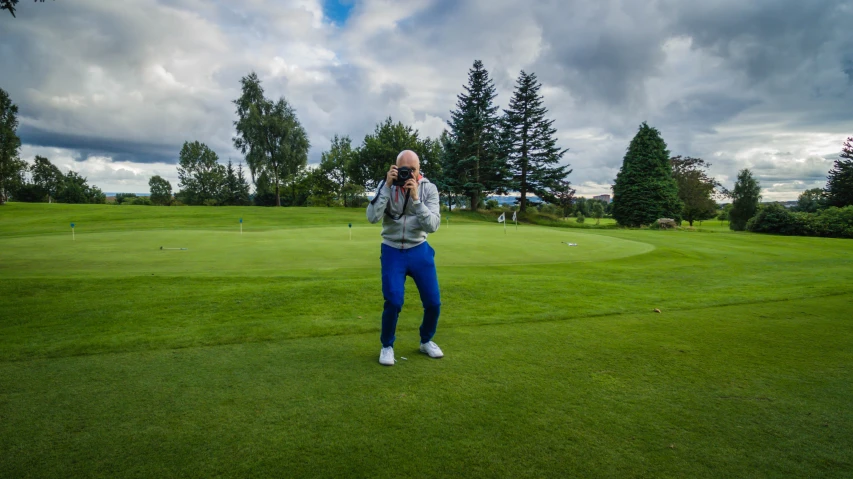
[729,169,761,231]
[233,72,309,206]
[319,135,356,206]
[31,155,64,203]
[590,201,605,225]
[670,156,720,226]
[177,141,225,205]
[148,175,172,206]
[351,117,421,192]
[794,188,825,213]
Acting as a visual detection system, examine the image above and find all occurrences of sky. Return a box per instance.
[1,0,851,200]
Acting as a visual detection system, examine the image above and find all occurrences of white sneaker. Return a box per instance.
[419,341,444,358]
[379,346,395,366]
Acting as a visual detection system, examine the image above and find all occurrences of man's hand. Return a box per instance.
[404,178,419,201]
[385,165,398,187]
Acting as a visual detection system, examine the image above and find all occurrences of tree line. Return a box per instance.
[2,61,852,235]
[726,138,853,238]
[169,61,573,211]
[0,88,106,204]
[610,122,853,235]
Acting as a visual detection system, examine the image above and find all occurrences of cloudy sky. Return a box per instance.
[1,0,851,199]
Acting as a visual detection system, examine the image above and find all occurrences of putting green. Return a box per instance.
[0,224,653,277]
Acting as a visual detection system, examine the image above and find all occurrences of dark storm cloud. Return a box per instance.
[666,0,847,83]
[17,125,175,164]
[526,0,669,111]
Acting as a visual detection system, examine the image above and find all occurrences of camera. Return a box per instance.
[392,166,413,187]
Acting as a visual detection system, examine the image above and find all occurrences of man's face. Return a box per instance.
[397,157,419,177]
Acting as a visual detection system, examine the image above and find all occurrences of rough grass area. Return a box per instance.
[1,203,851,478]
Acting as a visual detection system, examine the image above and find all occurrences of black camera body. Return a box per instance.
[392,166,413,187]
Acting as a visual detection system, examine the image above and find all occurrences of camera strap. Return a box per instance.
[369,180,385,206]
[370,180,411,220]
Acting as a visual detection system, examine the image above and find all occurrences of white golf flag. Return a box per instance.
[497,213,505,223]
[512,211,517,222]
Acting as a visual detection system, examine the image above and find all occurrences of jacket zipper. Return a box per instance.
[399,182,420,250]
[401,210,406,250]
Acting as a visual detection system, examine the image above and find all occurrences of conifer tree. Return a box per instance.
[611,123,683,226]
[500,70,570,212]
[236,162,251,205]
[0,88,25,204]
[444,60,508,210]
[824,137,853,208]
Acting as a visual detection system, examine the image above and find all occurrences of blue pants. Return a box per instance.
[380,242,441,348]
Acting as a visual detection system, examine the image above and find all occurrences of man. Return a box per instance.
[367,150,443,366]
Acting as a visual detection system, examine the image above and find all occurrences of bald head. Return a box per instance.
[396,150,420,176]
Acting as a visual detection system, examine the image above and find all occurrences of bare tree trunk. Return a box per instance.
[275,172,281,207]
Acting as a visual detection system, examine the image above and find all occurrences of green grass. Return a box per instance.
[1,202,852,478]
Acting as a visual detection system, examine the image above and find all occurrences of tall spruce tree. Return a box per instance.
[729,168,761,231]
[500,70,570,212]
[611,123,683,226]
[438,130,462,210]
[235,162,251,205]
[824,137,853,208]
[221,160,251,206]
[445,60,508,210]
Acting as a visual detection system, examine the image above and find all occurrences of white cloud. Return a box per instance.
[20,146,181,194]
[2,0,851,200]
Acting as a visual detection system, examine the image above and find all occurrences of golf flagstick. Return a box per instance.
[348,223,352,240]
[71,222,75,241]
[239,218,243,234]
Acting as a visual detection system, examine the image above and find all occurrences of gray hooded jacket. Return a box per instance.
[366,177,441,249]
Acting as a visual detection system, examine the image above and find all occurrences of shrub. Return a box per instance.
[350,196,370,208]
[650,218,677,230]
[747,204,853,238]
[812,206,853,238]
[746,203,797,234]
[130,196,153,206]
[538,203,559,215]
[576,213,585,224]
[115,193,137,205]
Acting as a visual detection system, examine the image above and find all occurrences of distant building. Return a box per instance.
[593,194,611,203]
